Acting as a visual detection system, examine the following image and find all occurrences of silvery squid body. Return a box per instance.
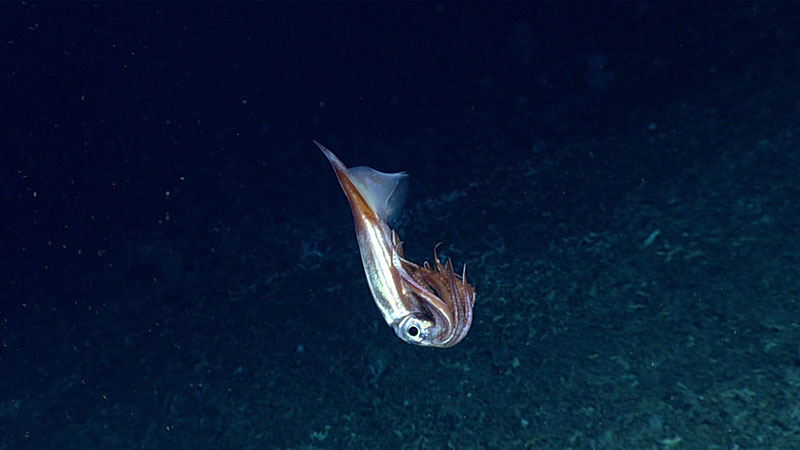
[316,141,475,348]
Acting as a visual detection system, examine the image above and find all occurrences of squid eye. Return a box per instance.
[395,316,428,344]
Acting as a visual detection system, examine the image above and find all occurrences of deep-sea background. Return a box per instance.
[2,3,799,449]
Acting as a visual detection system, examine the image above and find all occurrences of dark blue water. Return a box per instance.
[2,3,799,449]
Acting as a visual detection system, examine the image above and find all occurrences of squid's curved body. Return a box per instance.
[316,141,475,348]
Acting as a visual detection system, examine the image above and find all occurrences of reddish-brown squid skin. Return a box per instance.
[316,140,475,348]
